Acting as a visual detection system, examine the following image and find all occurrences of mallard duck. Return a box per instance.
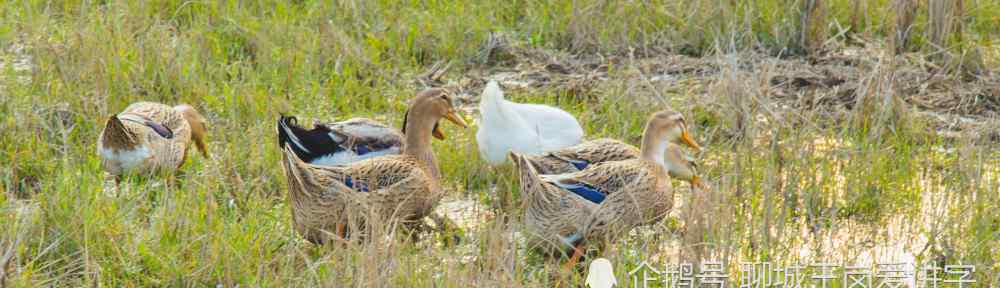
[280,88,468,244]
[277,116,403,166]
[98,102,208,177]
[524,138,704,187]
[476,80,584,164]
[511,110,698,267]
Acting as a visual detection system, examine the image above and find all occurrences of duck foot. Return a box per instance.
[562,243,586,272]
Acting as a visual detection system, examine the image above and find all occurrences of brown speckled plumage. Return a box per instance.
[527,139,702,186]
[513,110,698,256]
[514,154,672,254]
[282,149,441,243]
[97,102,208,175]
[525,138,640,174]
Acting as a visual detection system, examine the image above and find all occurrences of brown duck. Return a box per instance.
[511,110,699,268]
[98,102,208,177]
[280,89,468,244]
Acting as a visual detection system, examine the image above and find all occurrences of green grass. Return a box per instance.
[2,0,999,286]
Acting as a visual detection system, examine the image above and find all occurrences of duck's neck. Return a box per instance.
[481,84,504,106]
[402,113,441,180]
[479,86,517,126]
[639,125,669,167]
[103,116,139,151]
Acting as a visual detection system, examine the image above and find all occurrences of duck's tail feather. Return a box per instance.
[277,115,317,161]
[280,143,330,196]
[101,114,139,149]
[280,144,308,193]
[175,104,208,158]
[281,143,349,194]
[510,152,560,204]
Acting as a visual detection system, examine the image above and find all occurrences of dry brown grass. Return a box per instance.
[893,0,918,54]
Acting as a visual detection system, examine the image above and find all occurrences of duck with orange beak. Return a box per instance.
[280,88,467,244]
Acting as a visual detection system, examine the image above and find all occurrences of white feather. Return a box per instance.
[281,123,312,154]
[327,131,345,143]
[309,147,400,166]
[476,80,584,164]
[99,146,151,173]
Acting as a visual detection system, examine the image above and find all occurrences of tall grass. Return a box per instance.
[1,0,998,286]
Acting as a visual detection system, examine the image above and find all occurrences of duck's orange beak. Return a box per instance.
[434,109,467,140]
[690,175,705,189]
[432,123,446,140]
[444,110,468,128]
[680,129,702,152]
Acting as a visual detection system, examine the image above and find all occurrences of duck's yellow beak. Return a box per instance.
[444,110,468,128]
[680,129,702,152]
[434,110,467,140]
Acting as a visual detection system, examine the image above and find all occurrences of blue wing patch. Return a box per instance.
[343,176,370,192]
[568,159,589,170]
[551,181,606,204]
[355,145,371,156]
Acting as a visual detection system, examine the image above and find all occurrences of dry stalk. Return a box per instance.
[893,0,917,54]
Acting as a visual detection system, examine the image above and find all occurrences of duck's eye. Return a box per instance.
[440,94,454,106]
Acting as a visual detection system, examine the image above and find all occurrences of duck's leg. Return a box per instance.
[335,223,347,239]
[114,176,121,195]
[103,172,124,196]
[562,243,586,271]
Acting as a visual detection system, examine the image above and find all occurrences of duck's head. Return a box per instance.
[646,110,701,152]
[402,88,468,140]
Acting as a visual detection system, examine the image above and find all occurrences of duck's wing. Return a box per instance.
[573,161,671,238]
[322,118,403,153]
[511,152,595,252]
[116,113,175,139]
[540,160,661,208]
[541,161,653,204]
[336,155,439,221]
[530,139,640,173]
[540,174,609,204]
[122,102,189,135]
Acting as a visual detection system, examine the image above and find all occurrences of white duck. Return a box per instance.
[476,80,584,164]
